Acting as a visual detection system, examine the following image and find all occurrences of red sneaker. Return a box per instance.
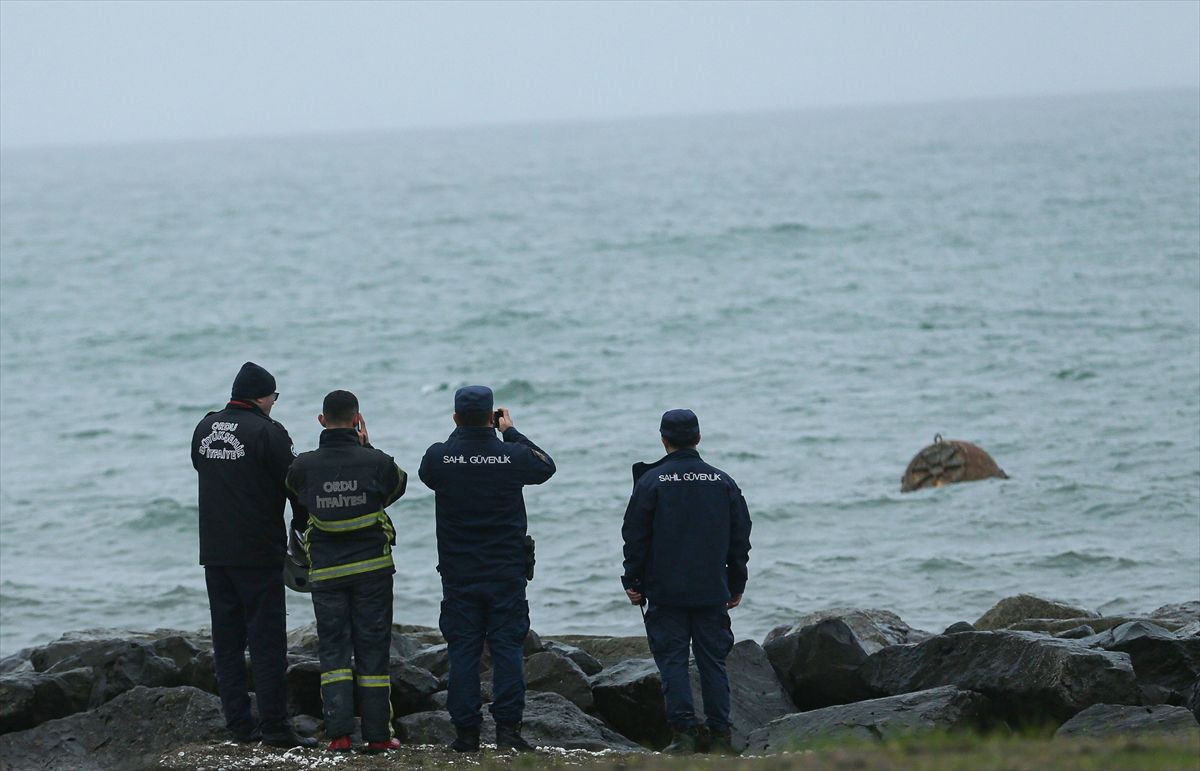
[327,735,353,752]
[365,737,402,753]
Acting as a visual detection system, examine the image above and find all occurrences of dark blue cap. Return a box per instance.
[660,408,700,444]
[455,385,493,414]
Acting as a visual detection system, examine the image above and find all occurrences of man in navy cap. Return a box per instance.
[419,385,556,753]
[621,409,752,754]
[191,362,315,748]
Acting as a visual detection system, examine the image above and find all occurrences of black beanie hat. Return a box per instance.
[231,362,276,401]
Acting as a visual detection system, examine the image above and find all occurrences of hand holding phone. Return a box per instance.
[355,414,369,446]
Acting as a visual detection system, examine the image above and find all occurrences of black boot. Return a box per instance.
[495,721,535,753]
[708,729,737,755]
[260,727,317,749]
[449,724,480,752]
[663,725,699,754]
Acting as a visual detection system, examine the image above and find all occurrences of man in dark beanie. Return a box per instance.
[418,385,556,753]
[621,409,752,755]
[191,362,315,748]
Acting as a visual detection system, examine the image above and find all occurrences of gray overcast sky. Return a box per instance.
[1,0,1197,148]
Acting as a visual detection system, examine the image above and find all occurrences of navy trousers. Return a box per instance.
[311,572,395,742]
[644,603,734,732]
[439,577,529,728]
[204,565,289,735]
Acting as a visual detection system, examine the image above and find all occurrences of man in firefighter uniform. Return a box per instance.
[191,361,315,748]
[418,385,556,753]
[621,409,752,754]
[285,390,407,753]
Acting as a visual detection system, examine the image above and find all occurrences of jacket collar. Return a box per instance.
[450,426,498,441]
[632,447,702,482]
[226,400,267,418]
[319,428,360,447]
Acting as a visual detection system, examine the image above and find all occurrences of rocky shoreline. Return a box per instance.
[0,594,1197,769]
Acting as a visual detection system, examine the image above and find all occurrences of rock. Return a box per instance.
[689,640,795,751]
[0,648,34,675]
[764,608,929,655]
[0,686,226,770]
[285,659,322,718]
[763,618,875,711]
[285,622,320,656]
[394,625,444,646]
[860,630,1139,725]
[524,651,592,711]
[900,436,1007,492]
[1055,704,1200,738]
[745,686,999,753]
[291,713,321,737]
[974,594,1099,631]
[544,635,651,666]
[480,630,545,670]
[407,644,449,677]
[589,658,668,748]
[397,692,641,751]
[1008,615,1190,634]
[181,649,218,694]
[943,622,975,635]
[1187,677,1200,722]
[1102,621,1200,703]
[23,639,188,719]
[1147,602,1200,628]
[1175,621,1200,640]
[1055,625,1097,639]
[389,660,439,716]
[543,640,603,676]
[0,668,93,734]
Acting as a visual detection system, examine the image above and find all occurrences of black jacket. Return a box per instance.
[192,401,299,567]
[286,428,407,589]
[621,448,752,607]
[418,426,555,585]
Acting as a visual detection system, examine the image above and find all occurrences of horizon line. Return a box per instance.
[2,83,1196,153]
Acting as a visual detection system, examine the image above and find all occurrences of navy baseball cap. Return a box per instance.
[455,385,494,414]
[660,409,700,444]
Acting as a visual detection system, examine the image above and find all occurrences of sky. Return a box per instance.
[1,0,1198,148]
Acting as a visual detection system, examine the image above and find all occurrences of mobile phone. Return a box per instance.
[494,410,504,428]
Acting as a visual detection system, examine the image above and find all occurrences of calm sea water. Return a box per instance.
[1,90,1198,656]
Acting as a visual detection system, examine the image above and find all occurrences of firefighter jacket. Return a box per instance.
[192,400,300,567]
[286,428,407,589]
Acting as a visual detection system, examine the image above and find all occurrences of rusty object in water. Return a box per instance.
[901,434,1008,492]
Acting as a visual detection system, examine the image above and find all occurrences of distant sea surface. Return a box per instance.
[2,90,1198,656]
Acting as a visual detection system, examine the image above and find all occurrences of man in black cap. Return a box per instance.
[285,390,407,754]
[191,362,315,748]
[418,385,556,753]
[621,409,752,754]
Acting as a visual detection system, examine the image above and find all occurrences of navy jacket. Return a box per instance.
[191,400,300,567]
[621,448,752,607]
[418,425,555,585]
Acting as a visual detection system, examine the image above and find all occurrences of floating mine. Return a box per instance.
[900,434,1008,492]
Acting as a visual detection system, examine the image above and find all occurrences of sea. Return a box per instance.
[1,89,1197,657]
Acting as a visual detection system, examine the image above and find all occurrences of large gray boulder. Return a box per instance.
[1009,616,1190,634]
[0,668,93,734]
[974,594,1099,631]
[763,617,875,710]
[544,635,651,666]
[764,608,930,654]
[543,640,604,676]
[389,659,440,716]
[1103,622,1200,704]
[407,644,450,677]
[589,658,668,748]
[284,658,322,718]
[1147,602,1200,628]
[860,631,1140,725]
[0,686,226,770]
[745,686,998,754]
[524,651,593,711]
[397,691,642,751]
[0,648,34,675]
[688,640,795,751]
[1055,704,1200,738]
